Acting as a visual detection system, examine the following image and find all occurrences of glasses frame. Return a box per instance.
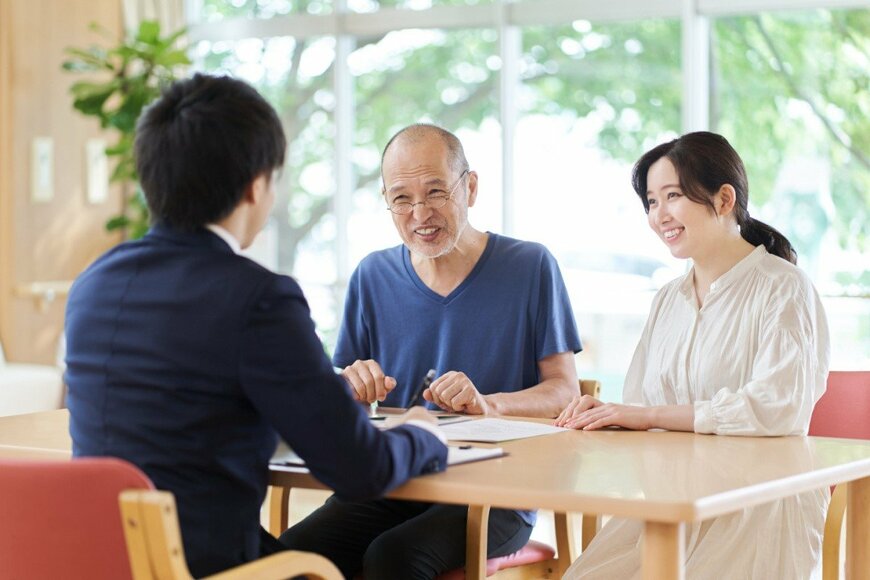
[385,169,470,215]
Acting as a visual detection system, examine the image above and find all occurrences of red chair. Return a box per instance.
[808,370,870,580]
[0,457,342,580]
[0,457,153,580]
[809,371,870,440]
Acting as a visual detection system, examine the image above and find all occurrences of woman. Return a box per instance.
[557,131,830,579]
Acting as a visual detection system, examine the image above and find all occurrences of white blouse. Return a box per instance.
[565,245,831,580]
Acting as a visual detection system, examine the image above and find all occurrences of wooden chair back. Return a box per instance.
[0,457,153,580]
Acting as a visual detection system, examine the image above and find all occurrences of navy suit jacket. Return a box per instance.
[65,224,447,577]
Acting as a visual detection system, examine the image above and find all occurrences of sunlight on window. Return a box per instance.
[516,20,682,401]
[713,9,870,369]
[192,3,869,369]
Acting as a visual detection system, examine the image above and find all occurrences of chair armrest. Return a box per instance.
[205,550,342,580]
[120,490,192,580]
[579,380,601,398]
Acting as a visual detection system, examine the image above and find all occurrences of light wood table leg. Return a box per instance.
[847,476,870,580]
[268,485,290,537]
[581,513,600,551]
[466,505,490,580]
[554,511,576,575]
[642,521,685,580]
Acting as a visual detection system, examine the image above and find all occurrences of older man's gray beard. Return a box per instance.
[407,216,470,260]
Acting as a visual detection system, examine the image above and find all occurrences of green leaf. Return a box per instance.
[155,49,191,68]
[69,79,118,99]
[105,215,130,231]
[110,157,136,182]
[62,60,102,73]
[104,142,129,156]
[70,81,117,116]
[129,221,150,240]
[136,21,161,45]
[63,47,112,68]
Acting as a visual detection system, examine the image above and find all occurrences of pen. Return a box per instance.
[409,369,437,408]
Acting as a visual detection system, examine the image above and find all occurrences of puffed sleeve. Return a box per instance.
[693,273,830,436]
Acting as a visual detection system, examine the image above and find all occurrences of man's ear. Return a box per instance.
[715,183,737,217]
[466,171,479,207]
[244,173,270,204]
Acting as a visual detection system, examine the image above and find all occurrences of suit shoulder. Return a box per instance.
[243,265,305,301]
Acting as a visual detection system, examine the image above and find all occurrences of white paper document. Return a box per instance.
[270,442,304,467]
[440,418,567,442]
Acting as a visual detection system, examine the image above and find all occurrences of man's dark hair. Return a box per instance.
[135,73,286,230]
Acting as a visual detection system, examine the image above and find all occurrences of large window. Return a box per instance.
[712,8,870,370]
[200,0,333,21]
[349,0,496,12]
[191,0,870,386]
[516,19,682,399]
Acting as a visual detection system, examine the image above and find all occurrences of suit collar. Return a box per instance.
[146,223,237,254]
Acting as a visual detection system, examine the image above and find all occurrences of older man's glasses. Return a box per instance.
[386,170,469,215]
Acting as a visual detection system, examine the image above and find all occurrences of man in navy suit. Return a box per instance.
[65,74,448,577]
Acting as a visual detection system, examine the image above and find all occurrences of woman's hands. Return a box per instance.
[555,397,695,432]
[554,395,653,431]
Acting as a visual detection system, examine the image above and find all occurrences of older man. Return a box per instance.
[280,124,582,579]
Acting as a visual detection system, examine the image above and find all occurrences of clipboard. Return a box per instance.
[446,445,506,466]
[270,443,505,469]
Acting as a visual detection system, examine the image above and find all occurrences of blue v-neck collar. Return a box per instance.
[402,233,497,305]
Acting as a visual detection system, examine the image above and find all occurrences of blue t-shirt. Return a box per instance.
[334,233,582,407]
[334,234,581,526]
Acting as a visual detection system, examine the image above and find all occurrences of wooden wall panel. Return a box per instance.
[0,0,123,363]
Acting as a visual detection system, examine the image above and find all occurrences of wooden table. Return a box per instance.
[4,409,870,579]
[0,408,71,459]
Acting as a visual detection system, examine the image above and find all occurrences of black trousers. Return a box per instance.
[278,495,533,579]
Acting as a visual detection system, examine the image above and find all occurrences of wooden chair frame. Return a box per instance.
[120,489,341,580]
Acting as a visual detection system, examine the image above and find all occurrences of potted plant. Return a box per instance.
[62,20,190,239]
